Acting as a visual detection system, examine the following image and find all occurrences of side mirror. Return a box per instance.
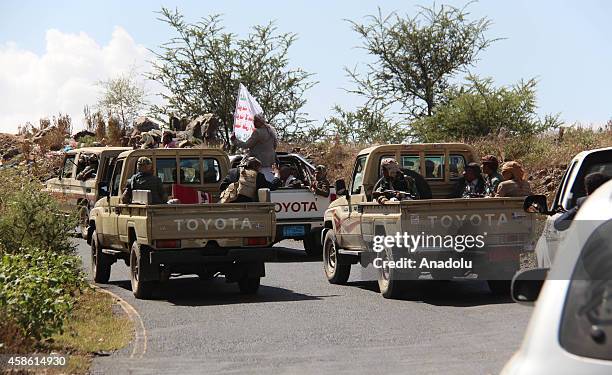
[511,267,549,304]
[523,195,552,215]
[335,179,348,199]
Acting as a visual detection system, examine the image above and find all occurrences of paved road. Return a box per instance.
[75,239,533,375]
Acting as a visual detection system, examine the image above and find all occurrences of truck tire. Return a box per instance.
[487,280,511,296]
[323,230,351,284]
[78,204,89,240]
[303,228,323,257]
[130,242,154,299]
[377,248,407,299]
[91,230,112,283]
[238,276,261,294]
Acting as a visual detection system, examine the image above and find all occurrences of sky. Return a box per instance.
[0,0,611,133]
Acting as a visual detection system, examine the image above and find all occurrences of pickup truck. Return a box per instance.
[522,146,612,267]
[45,146,131,237]
[231,152,337,255]
[88,148,277,299]
[321,143,536,298]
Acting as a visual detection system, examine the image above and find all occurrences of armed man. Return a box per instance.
[121,157,166,204]
[310,165,331,197]
[372,158,420,204]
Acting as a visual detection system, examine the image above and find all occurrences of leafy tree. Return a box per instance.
[148,8,316,143]
[322,105,409,144]
[410,76,562,141]
[346,4,495,119]
[97,71,146,131]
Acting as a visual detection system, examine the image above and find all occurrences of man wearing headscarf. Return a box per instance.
[481,155,503,197]
[451,162,486,198]
[310,165,330,197]
[230,113,278,182]
[372,158,419,204]
[496,161,532,197]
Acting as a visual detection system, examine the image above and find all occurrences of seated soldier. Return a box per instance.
[121,157,166,204]
[496,161,532,197]
[372,158,420,204]
[271,165,303,189]
[310,165,330,197]
[451,162,486,198]
[76,154,98,181]
[220,157,273,203]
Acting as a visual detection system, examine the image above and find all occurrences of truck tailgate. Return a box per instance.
[148,203,275,241]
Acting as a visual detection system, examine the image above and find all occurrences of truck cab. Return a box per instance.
[45,146,131,237]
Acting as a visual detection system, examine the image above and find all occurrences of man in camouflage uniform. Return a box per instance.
[122,157,166,204]
[372,158,420,204]
[481,155,503,197]
[310,165,331,197]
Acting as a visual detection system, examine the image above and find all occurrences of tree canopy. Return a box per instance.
[149,8,316,144]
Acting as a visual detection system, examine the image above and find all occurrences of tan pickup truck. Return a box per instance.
[322,144,536,298]
[88,148,276,299]
[45,147,131,237]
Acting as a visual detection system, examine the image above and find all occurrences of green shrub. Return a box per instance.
[0,249,85,340]
[0,168,77,255]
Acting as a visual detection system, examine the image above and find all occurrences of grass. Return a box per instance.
[45,288,133,374]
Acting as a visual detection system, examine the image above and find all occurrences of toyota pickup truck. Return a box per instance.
[45,146,131,237]
[88,148,277,299]
[231,152,337,255]
[321,143,536,298]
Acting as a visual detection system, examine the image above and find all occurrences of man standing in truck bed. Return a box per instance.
[372,158,420,203]
[121,157,166,204]
[230,113,278,181]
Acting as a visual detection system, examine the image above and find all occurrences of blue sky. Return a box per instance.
[1,0,611,132]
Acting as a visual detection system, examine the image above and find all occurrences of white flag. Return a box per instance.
[233,83,264,142]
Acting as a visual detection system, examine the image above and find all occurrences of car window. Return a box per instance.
[156,158,177,183]
[425,155,444,180]
[179,158,201,184]
[110,160,124,196]
[400,155,420,174]
[559,219,612,360]
[62,155,76,178]
[449,154,466,180]
[203,158,220,183]
[351,155,368,194]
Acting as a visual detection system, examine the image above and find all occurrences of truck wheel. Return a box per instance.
[238,277,261,294]
[303,228,323,257]
[323,230,350,284]
[377,248,407,299]
[130,242,154,299]
[78,204,89,239]
[91,230,112,283]
[487,280,511,296]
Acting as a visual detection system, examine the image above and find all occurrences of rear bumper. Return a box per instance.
[149,247,277,265]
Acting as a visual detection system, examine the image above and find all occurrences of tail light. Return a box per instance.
[330,193,337,202]
[156,239,181,249]
[245,237,268,246]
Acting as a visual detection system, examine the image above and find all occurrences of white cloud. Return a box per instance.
[0,27,154,133]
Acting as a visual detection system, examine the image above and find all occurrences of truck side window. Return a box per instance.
[425,155,444,179]
[179,158,201,184]
[351,155,367,194]
[156,158,177,183]
[203,158,221,183]
[62,156,76,178]
[110,160,124,196]
[449,155,466,179]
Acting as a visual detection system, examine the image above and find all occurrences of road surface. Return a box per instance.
[74,238,532,375]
